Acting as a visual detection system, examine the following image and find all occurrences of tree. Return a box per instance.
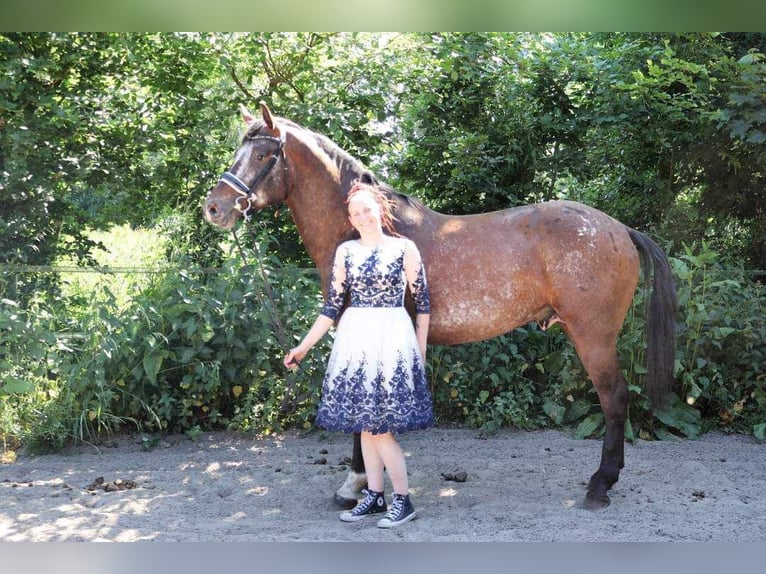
[0,33,245,290]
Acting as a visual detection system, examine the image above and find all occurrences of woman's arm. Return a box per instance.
[283,244,348,369]
[404,239,431,361]
[283,314,334,368]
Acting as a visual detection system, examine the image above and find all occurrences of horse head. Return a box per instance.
[204,102,289,230]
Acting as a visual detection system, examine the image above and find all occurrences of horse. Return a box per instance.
[203,102,677,510]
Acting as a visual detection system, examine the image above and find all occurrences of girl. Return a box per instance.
[283,181,433,528]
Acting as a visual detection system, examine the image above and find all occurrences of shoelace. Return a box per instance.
[386,496,404,518]
[354,491,377,515]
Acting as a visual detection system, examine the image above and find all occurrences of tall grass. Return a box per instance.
[59,224,169,312]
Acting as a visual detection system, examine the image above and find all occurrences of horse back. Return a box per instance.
[401,200,640,345]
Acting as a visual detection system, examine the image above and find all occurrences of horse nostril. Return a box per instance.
[207,203,218,217]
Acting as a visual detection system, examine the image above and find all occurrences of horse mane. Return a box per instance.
[255,115,430,221]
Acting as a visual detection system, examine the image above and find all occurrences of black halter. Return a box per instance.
[219,132,285,221]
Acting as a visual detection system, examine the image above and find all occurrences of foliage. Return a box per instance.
[4,32,766,270]
[1,227,329,451]
[392,33,555,213]
[672,243,766,435]
[0,295,74,452]
[3,32,766,452]
[0,32,238,299]
[2,229,766,451]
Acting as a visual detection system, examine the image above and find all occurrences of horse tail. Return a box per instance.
[627,228,677,409]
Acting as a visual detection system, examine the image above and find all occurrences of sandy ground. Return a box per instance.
[1,427,764,542]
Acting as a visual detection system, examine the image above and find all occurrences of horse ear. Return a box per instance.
[260,101,276,130]
[240,104,256,126]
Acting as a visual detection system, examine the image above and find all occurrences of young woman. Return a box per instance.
[283,181,433,528]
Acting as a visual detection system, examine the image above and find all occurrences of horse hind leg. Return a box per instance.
[570,334,629,510]
[334,432,367,509]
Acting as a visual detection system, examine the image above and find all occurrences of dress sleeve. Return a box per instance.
[320,244,348,320]
[404,239,430,315]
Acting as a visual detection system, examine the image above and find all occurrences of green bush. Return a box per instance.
[0,231,330,451]
[2,234,765,453]
[0,296,73,453]
[672,243,766,437]
[429,326,572,432]
[57,235,330,440]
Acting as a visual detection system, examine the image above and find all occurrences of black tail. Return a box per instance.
[627,228,677,408]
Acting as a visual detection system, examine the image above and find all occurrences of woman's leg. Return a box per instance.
[368,432,417,528]
[339,431,389,522]
[368,432,408,495]
[360,431,386,492]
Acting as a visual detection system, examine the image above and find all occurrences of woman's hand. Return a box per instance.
[282,315,333,370]
[283,347,306,370]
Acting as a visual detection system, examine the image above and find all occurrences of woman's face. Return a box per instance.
[348,192,381,232]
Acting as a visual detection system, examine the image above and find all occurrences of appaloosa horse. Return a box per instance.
[204,102,677,509]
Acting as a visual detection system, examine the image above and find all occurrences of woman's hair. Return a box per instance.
[346,180,400,237]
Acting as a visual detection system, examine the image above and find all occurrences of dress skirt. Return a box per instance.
[315,306,434,435]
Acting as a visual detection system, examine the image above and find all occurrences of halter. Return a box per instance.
[218,131,286,222]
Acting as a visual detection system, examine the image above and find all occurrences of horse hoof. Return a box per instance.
[333,493,358,510]
[583,492,610,511]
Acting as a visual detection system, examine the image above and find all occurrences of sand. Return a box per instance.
[1,427,764,542]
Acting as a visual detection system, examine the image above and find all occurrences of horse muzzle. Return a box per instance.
[203,194,240,230]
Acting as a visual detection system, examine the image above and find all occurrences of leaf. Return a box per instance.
[624,417,635,443]
[712,327,736,339]
[142,353,164,385]
[0,378,35,395]
[654,399,701,438]
[574,413,604,439]
[754,423,766,441]
[543,400,565,425]
[653,428,681,441]
[565,399,593,423]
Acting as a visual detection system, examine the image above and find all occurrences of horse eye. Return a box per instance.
[254,153,265,161]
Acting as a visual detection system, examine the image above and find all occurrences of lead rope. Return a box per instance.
[231,226,306,412]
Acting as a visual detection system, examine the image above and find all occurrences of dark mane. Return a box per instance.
[377,180,427,211]
[269,115,429,221]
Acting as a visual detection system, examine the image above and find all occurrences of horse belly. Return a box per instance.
[424,234,545,345]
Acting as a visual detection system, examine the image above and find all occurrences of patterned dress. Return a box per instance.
[315,236,434,435]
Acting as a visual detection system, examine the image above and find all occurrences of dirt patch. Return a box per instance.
[1,428,763,541]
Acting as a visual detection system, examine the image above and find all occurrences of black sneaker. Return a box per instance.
[376,493,416,528]
[339,488,387,522]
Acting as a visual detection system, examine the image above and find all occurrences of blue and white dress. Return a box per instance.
[315,236,434,435]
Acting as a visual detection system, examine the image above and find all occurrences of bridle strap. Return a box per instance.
[219,171,251,195]
[218,133,286,222]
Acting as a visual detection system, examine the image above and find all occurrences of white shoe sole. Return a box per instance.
[376,511,417,528]
[339,511,386,523]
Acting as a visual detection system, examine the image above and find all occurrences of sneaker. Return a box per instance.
[339,488,387,522]
[376,493,416,528]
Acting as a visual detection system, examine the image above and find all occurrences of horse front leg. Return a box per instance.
[584,367,629,510]
[334,431,367,508]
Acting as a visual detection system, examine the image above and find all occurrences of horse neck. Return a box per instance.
[283,138,355,290]
[289,192,348,279]
[280,126,444,289]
